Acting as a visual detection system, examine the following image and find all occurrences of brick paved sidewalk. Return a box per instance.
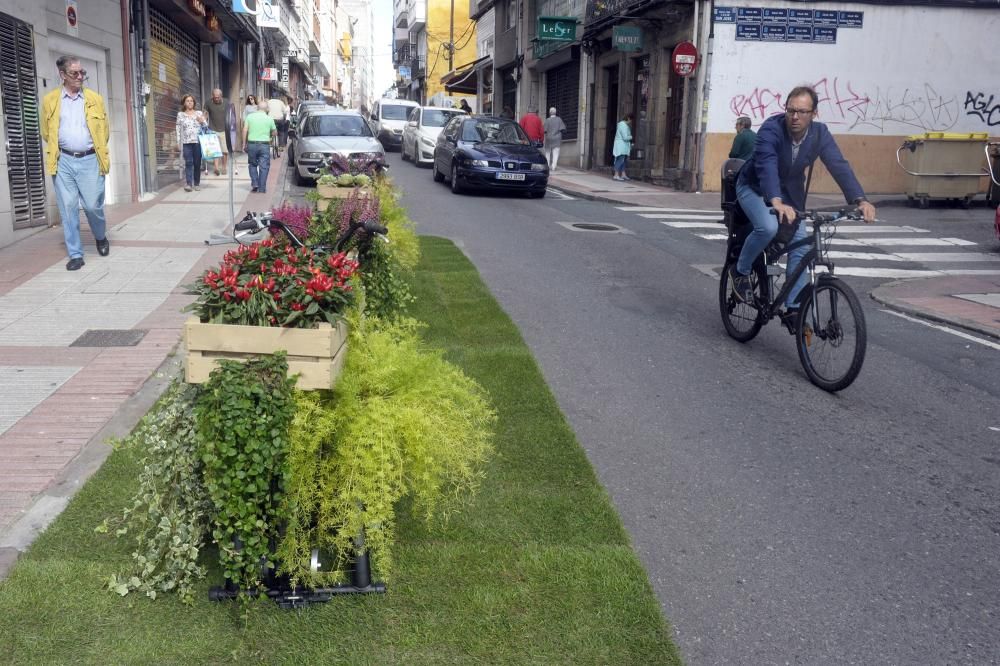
[0,154,288,578]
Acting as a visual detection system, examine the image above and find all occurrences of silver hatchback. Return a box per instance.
[291,109,385,185]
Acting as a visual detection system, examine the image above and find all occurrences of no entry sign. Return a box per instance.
[672,41,699,77]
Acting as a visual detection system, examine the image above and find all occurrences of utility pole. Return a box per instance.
[449,0,455,71]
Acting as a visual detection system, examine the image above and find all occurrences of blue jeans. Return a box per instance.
[247,143,270,191]
[182,143,202,186]
[735,180,810,309]
[53,152,107,260]
[614,154,628,173]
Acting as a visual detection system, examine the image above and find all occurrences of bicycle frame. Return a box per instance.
[753,219,833,321]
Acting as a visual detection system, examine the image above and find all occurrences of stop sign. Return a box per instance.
[672,41,698,77]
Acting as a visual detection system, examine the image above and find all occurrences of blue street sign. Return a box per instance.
[813,10,839,26]
[713,6,736,23]
[762,24,786,41]
[786,26,813,42]
[788,9,813,25]
[737,7,762,23]
[762,8,787,24]
[839,11,863,28]
[736,23,762,40]
[813,26,837,43]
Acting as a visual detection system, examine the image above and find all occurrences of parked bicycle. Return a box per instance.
[232,209,387,255]
[719,173,875,392]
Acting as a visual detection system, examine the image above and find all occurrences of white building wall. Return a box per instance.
[707,1,1000,136]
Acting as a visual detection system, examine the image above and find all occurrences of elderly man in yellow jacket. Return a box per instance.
[41,54,111,271]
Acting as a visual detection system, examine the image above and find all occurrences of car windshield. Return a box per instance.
[381,105,413,120]
[303,115,373,137]
[423,109,464,128]
[462,119,530,145]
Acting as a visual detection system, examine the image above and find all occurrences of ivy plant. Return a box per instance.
[195,353,297,592]
[99,379,210,604]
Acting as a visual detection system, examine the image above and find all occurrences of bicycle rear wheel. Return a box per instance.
[719,259,766,342]
[796,278,867,392]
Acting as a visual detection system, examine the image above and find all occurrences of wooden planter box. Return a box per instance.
[184,317,349,391]
[316,184,370,199]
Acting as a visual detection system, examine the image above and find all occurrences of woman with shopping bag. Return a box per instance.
[176,95,208,192]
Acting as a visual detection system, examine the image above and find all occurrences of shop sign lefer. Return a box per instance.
[671,40,698,77]
[206,9,220,32]
[188,0,207,17]
[537,16,576,42]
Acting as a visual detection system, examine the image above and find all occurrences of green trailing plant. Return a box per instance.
[195,354,297,591]
[275,315,496,582]
[374,178,419,271]
[358,234,415,321]
[98,379,210,604]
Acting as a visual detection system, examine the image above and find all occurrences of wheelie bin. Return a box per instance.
[896,132,989,208]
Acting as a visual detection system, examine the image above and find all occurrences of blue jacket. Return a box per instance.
[737,114,865,211]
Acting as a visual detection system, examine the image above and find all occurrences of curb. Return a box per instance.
[869,288,1000,342]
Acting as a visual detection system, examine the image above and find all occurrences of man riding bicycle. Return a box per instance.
[729,85,877,316]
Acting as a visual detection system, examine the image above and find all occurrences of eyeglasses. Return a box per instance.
[63,69,87,79]
[785,107,814,117]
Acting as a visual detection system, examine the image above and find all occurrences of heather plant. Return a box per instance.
[270,201,314,242]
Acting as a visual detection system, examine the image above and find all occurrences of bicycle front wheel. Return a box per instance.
[796,278,867,392]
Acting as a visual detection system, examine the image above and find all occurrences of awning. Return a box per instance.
[441,55,492,95]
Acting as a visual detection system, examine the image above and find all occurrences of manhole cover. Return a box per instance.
[571,223,620,231]
[70,329,148,347]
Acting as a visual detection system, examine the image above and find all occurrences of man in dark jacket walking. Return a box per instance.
[729,116,756,161]
[729,86,876,310]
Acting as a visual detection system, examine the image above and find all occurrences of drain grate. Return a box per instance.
[70,329,148,347]
[571,223,621,232]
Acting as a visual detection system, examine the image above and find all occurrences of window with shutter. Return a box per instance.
[545,60,579,141]
[0,12,47,230]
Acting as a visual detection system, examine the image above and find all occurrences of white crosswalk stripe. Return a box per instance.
[623,206,997,280]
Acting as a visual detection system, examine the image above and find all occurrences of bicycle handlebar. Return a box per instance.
[233,212,388,252]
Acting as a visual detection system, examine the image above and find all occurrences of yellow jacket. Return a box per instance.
[41,87,110,176]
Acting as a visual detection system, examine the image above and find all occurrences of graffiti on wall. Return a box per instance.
[964,91,1000,127]
[728,77,971,132]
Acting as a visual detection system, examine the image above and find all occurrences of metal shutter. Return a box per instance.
[149,8,201,189]
[0,12,47,230]
[545,60,579,141]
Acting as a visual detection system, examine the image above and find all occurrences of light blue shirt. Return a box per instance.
[58,89,94,152]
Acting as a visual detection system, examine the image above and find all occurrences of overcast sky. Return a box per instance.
[372,0,393,98]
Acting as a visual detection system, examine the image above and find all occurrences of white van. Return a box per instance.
[370,98,419,151]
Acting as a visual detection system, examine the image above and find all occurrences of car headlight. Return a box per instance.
[420,136,435,147]
[300,152,324,159]
[468,159,489,167]
[531,163,548,171]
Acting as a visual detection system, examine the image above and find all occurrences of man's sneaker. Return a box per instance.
[779,309,799,335]
[729,266,754,303]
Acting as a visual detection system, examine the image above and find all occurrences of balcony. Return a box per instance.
[396,10,408,27]
[407,0,426,31]
[470,0,495,20]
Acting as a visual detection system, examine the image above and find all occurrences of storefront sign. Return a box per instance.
[281,52,289,85]
[537,16,576,42]
[206,10,220,32]
[259,67,277,81]
[65,0,78,37]
[612,26,643,52]
[671,41,698,77]
[257,0,280,28]
[188,0,207,17]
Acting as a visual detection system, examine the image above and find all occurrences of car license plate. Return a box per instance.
[496,172,525,181]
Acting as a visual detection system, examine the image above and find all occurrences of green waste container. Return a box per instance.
[896,132,988,208]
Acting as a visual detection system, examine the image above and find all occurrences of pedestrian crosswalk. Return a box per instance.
[616,206,1000,279]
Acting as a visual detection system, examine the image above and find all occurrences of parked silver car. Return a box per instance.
[401,106,466,166]
[291,109,385,185]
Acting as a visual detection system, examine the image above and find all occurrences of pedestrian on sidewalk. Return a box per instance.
[203,88,229,176]
[267,95,288,150]
[244,102,277,194]
[729,116,756,161]
[459,98,473,115]
[543,107,567,171]
[519,108,544,147]
[612,113,634,181]
[241,94,259,152]
[176,95,208,192]
[41,54,111,271]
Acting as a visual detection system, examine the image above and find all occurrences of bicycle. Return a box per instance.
[719,174,872,392]
[231,209,387,255]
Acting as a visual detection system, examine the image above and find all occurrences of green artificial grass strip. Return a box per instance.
[0,236,680,665]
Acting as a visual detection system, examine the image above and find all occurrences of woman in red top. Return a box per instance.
[519,109,544,146]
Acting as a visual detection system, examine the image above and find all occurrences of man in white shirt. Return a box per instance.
[267,96,288,150]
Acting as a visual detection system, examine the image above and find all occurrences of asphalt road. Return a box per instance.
[286,155,1000,665]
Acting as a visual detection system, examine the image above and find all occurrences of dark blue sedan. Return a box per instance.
[432,116,549,198]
